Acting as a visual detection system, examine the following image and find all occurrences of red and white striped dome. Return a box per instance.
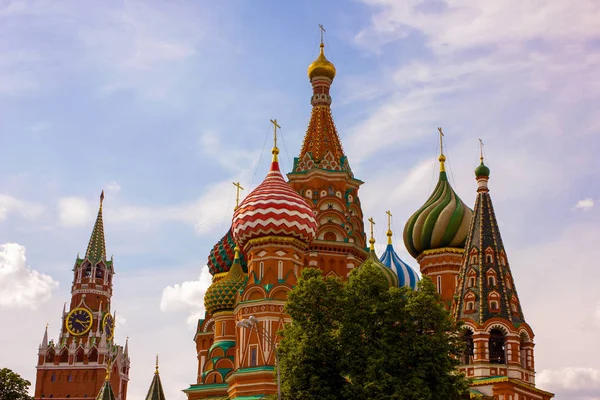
[232,153,317,248]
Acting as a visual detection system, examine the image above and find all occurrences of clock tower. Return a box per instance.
[34,192,130,400]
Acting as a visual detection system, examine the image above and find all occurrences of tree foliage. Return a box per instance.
[0,368,33,400]
[278,266,470,400]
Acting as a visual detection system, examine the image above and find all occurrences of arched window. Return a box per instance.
[471,255,478,264]
[75,348,84,363]
[50,374,56,382]
[488,276,496,287]
[95,266,104,280]
[490,301,499,310]
[436,276,442,294]
[67,374,73,382]
[83,265,92,279]
[45,349,55,363]
[466,301,474,311]
[323,231,336,241]
[59,349,69,363]
[88,348,98,363]
[520,332,529,369]
[486,254,493,263]
[468,277,475,288]
[489,329,506,364]
[462,330,474,365]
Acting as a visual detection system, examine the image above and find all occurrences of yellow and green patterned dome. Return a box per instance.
[403,155,473,259]
[204,248,247,315]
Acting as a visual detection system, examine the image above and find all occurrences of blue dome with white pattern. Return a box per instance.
[379,243,419,290]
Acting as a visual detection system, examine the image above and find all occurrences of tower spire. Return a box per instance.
[386,210,393,245]
[85,191,107,263]
[155,354,159,374]
[368,217,376,251]
[437,127,446,172]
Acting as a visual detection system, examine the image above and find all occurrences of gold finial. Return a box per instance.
[437,127,446,172]
[233,182,244,210]
[105,357,112,381]
[155,354,159,374]
[318,24,326,45]
[479,138,484,163]
[270,119,281,161]
[385,210,393,245]
[234,246,240,260]
[100,190,105,209]
[368,217,376,250]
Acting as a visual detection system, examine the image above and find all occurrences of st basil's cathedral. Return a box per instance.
[33,36,554,400]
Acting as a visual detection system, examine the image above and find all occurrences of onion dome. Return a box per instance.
[204,248,247,315]
[359,219,399,287]
[379,223,419,290]
[232,142,318,249]
[308,43,336,81]
[475,159,490,177]
[207,227,248,276]
[403,151,473,259]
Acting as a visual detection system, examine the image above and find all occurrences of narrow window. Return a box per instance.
[67,374,73,382]
[259,262,264,280]
[278,261,283,280]
[490,301,498,310]
[468,277,475,288]
[488,276,495,287]
[250,346,258,366]
[221,321,226,336]
[466,301,474,311]
[471,255,477,264]
[436,276,442,294]
[51,374,56,382]
[486,254,493,263]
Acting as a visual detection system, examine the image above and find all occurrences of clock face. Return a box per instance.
[66,308,93,336]
[103,313,114,340]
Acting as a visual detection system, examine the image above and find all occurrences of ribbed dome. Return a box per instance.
[308,43,336,81]
[359,248,399,288]
[232,151,318,249]
[207,227,248,276]
[204,250,247,315]
[379,244,419,290]
[403,160,472,259]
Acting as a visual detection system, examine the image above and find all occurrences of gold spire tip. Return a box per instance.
[105,358,112,381]
[100,190,105,209]
[385,210,393,244]
[155,354,159,374]
[437,127,446,172]
[234,246,240,260]
[270,119,281,160]
[233,182,244,210]
[368,217,376,250]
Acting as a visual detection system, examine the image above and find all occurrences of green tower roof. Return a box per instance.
[86,191,107,264]
[204,248,247,315]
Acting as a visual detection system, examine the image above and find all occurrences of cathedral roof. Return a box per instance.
[232,148,318,249]
[379,243,419,290]
[86,191,107,264]
[308,42,336,81]
[207,227,247,276]
[204,248,247,315]
[360,248,399,288]
[96,368,116,400]
[452,161,526,326]
[145,356,166,400]
[403,154,472,259]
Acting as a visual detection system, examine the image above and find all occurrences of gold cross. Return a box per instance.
[233,182,244,210]
[318,24,326,44]
[479,138,484,162]
[368,217,376,241]
[386,210,392,232]
[437,127,444,156]
[270,119,281,149]
[156,354,159,373]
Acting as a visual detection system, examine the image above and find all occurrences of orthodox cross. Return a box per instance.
[479,138,484,162]
[368,217,376,241]
[437,127,444,156]
[233,181,244,210]
[318,24,326,44]
[386,210,392,232]
[270,118,281,149]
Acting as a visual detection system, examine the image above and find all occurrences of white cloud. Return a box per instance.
[537,368,600,400]
[160,266,212,327]
[0,243,58,309]
[115,314,127,329]
[58,196,93,227]
[105,181,121,193]
[0,194,45,221]
[575,198,595,211]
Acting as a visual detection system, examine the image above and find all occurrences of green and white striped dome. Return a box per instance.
[403,157,472,259]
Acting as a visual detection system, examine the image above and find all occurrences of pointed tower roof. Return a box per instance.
[291,35,352,176]
[86,191,107,264]
[41,324,48,347]
[96,360,116,400]
[403,130,472,258]
[452,159,526,325]
[145,355,166,400]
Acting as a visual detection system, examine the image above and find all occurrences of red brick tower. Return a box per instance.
[34,192,130,400]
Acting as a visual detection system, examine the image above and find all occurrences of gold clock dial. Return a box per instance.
[66,307,93,336]
[102,313,115,340]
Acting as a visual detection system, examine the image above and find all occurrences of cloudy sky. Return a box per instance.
[1,0,599,399]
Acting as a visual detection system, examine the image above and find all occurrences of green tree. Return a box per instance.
[278,268,347,400]
[278,266,470,400]
[0,368,33,400]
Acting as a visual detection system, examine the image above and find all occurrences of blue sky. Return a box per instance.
[1,1,600,399]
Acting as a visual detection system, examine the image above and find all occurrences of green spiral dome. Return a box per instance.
[204,252,247,315]
[358,246,399,287]
[403,169,473,259]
